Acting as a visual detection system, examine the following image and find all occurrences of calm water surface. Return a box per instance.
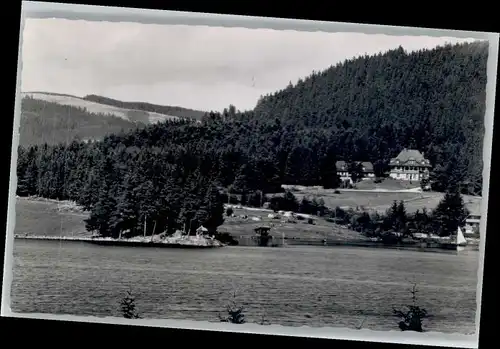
[10,240,480,334]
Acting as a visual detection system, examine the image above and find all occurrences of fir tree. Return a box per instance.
[202,185,225,234]
[348,161,364,183]
[84,181,117,237]
[120,290,142,319]
[432,190,469,237]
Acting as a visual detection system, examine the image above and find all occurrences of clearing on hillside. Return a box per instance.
[22,92,179,124]
[219,207,365,242]
[276,184,481,216]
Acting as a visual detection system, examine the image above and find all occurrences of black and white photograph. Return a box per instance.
[2,1,498,347]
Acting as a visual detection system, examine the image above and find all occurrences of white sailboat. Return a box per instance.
[439,226,468,251]
[456,226,467,246]
[455,226,467,252]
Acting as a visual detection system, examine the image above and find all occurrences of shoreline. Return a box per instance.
[13,234,225,249]
[13,234,479,252]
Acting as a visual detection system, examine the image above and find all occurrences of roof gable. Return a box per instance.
[360,162,374,172]
[336,161,347,170]
[389,149,431,167]
[336,160,374,172]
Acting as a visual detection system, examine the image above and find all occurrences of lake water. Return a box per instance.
[9,240,480,334]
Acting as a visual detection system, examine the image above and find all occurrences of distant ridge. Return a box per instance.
[23,91,82,99]
[18,91,207,146]
[18,91,209,146]
[21,91,207,121]
[18,95,142,146]
[83,94,207,121]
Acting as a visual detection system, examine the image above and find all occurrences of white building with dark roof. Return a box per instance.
[335,160,375,182]
[464,214,480,235]
[463,197,481,236]
[388,149,431,181]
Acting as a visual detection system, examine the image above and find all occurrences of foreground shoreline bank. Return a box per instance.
[13,234,479,252]
[13,234,225,249]
[4,311,477,348]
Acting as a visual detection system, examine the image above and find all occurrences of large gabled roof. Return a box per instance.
[389,149,431,167]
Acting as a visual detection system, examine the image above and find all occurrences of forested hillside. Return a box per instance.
[83,94,207,120]
[18,96,141,146]
[247,42,488,194]
[15,41,488,238]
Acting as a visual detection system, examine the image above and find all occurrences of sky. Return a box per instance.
[19,18,478,112]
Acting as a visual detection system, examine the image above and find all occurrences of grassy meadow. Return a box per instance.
[280,179,481,216]
[14,197,88,237]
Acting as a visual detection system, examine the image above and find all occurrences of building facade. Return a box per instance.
[336,161,375,183]
[388,149,431,181]
[464,214,480,236]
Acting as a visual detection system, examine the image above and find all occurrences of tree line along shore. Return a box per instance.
[14,186,475,249]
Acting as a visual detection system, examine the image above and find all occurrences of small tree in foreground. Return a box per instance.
[392,283,430,332]
[219,289,246,324]
[120,290,142,319]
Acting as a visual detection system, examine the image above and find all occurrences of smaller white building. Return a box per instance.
[335,161,375,183]
[464,214,480,235]
[196,225,208,236]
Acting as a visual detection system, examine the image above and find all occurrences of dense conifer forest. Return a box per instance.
[15,41,488,238]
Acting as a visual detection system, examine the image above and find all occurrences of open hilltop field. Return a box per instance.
[18,92,208,146]
[280,179,482,216]
[287,189,481,216]
[22,92,181,124]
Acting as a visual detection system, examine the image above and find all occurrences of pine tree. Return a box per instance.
[84,181,116,237]
[110,172,140,238]
[80,169,101,211]
[282,190,299,212]
[396,201,408,236]
[16,147,29,196]
[120,290,142,319]
[432,190,469,237]
[202,185,225,234]
[157,174,183,235]
[232,164,250,194]
[348,161,364,183]
[284,147,304,185]
[319,145,340,189]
